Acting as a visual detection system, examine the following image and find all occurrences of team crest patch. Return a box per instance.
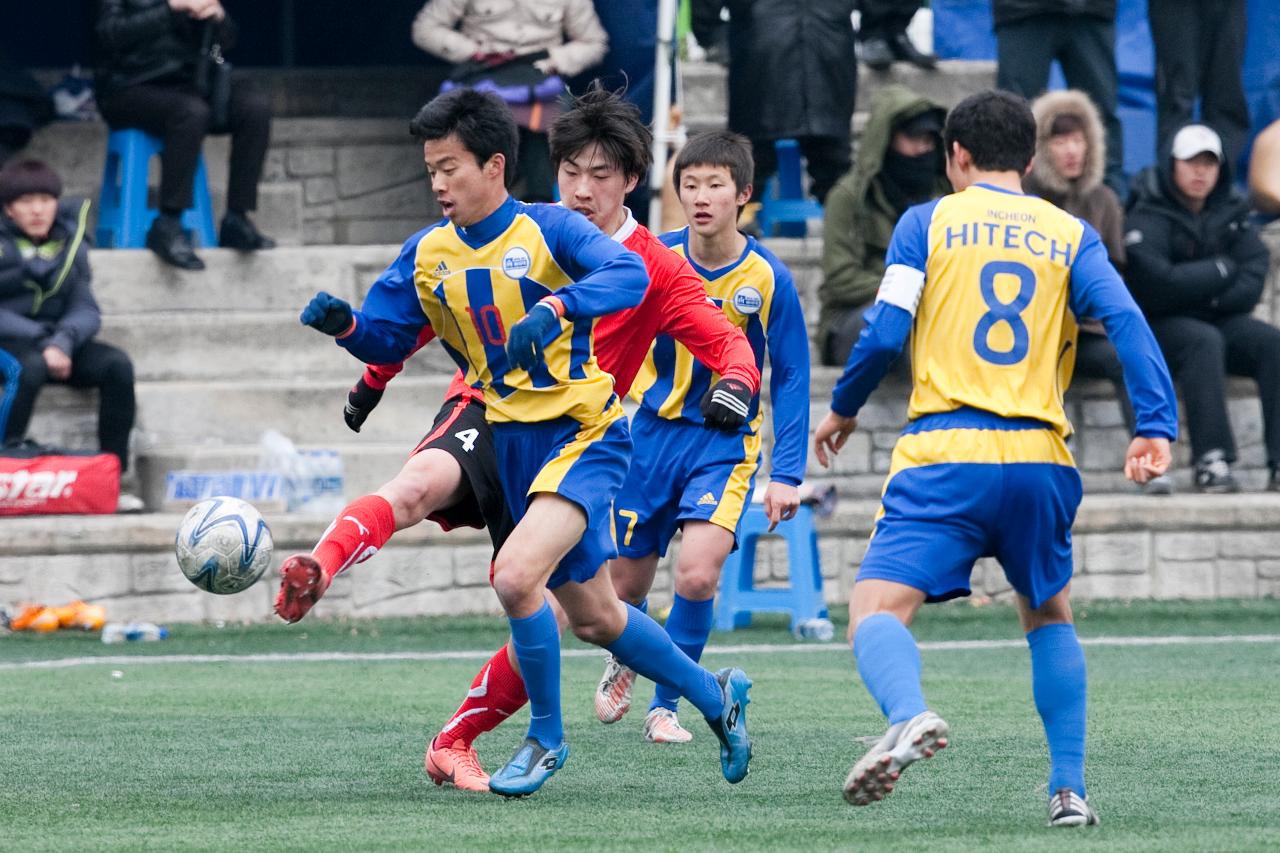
[732,286,763,315]
[502,247,532,279]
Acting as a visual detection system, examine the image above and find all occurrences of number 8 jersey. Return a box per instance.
[875,184,1115,437]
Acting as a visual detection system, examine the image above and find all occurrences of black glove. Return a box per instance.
[301,291,354,336]
[506,302,560,372]
[344,377,384,433]
[700,377,753,432]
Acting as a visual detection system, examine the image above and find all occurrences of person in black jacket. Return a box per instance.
[1125,124,1278,493]
[0,160,141,510]
[993,0,1125,196]
[691,0,857,211]
[96,0,274,271]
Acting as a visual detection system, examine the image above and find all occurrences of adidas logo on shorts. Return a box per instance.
[697,492,718,507]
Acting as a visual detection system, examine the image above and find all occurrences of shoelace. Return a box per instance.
[452,746,486,779]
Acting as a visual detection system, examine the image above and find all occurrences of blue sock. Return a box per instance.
[652,594,715,712]
[508,602,562,749]
[1027,623,1087,796]
[853,613,927,725]
[605,603,723,719]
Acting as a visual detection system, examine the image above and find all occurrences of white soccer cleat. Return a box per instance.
[1048,789,1099,827]
[594,655,636,724]
[643,707,693,743]
[843,709,949,806]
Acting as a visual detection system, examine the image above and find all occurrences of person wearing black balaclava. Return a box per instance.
[818,86,950,367]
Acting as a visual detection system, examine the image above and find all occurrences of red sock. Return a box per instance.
[435,644,529,748]
[311,495,396,579]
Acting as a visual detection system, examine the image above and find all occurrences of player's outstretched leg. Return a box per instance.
[426,644,528,791]
[275,495,395,622]
[1022,589,1094,827]
[274,449,467,622]
[560,571,753,784]
[845,607,948,805]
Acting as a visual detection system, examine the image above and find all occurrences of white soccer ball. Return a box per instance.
[175,497,274,595]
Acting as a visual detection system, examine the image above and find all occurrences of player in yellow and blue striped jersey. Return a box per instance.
[596,131,810,744]
[811,91,1177,825]
[297,89,753,797]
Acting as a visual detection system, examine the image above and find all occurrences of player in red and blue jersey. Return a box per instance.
[812,91,1176,825]
[594,131,811,743]
[287,89,756,796]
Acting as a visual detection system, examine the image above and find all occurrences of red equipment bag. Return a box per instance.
[0,445,120,516]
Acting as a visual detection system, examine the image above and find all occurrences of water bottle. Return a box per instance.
[793,617,836,642]
[101,622,170,644]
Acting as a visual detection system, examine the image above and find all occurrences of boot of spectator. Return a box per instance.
[145,213,204,271]
[219,210,275,251]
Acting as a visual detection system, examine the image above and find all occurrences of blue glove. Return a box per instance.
[505,302,561,372]
[300,291,354,336]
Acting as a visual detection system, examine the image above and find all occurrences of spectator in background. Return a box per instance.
[818,85,947,366]
[1022,89,1163,489]
[0,160,141,512]
[692,0,857,225]
[993,0,1125,196]
[412,0,608,203]
[95,0,275,272]
[0,56,54,167]
[1125,124,1278,493]
[1148,0,1249,168]
[859,0,937,71]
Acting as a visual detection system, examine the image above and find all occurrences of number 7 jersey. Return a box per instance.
[890,183,1088,435]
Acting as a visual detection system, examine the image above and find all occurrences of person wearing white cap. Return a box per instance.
[1124,124,1279,492]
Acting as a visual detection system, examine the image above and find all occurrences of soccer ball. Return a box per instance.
[175,497,274,595]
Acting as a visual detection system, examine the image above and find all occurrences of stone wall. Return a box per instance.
[3,496,1275,626]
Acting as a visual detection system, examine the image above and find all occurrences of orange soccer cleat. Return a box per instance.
[11,604,60,633]
[425,736,491,792]
[51,601,107,631]
[274,555,332,623]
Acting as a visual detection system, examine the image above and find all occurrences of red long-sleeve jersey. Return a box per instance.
[361,211,760,404]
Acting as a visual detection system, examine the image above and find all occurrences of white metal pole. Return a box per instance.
[648,0,679,227]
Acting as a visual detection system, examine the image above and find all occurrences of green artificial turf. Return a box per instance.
[2,599,1278,851]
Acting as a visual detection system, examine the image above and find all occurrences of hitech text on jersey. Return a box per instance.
[335,196,646,424]
[631,228,811,486]
[831,182,1177,444]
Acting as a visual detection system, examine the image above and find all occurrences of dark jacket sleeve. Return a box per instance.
[1209,224,1271,316]
[1123,207,1230,316]
[96,0,176,55]
[45,247,102,355]
[0,309,47,344]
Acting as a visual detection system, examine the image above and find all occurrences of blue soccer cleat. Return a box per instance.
[488,737,569,798]
[704,667,752,783]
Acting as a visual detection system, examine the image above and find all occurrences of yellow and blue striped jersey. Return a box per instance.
[831,183,1176,442]
[338,196,647,424]
[629,230,810,485]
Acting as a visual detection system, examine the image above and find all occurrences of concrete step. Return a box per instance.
[29,375,455,449]
[97,311,457,382]
[2,493,1277,625]
[87,244,400,315]
[135,441,415,510]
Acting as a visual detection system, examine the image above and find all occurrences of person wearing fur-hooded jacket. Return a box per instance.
[1022,89,1161,487]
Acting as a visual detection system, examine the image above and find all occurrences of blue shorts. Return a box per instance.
[858,408,1083,610]
[613,407,761,559]
[491,406,632,589]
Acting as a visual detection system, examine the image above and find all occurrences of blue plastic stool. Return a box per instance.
[756,139,824,238]
[714,503,828,633]
[95,129,217,249]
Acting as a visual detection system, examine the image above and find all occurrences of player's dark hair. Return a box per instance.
[549,84,652,181]
[943,90,1036,173]
[410,88,519,186]
[673,130,754,194]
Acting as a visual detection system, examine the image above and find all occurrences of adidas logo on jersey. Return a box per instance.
[430,260,451,278]
[697,492,718,507]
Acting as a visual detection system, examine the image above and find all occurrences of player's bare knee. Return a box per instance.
[673,563,719,601]
[490,559,541,612]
